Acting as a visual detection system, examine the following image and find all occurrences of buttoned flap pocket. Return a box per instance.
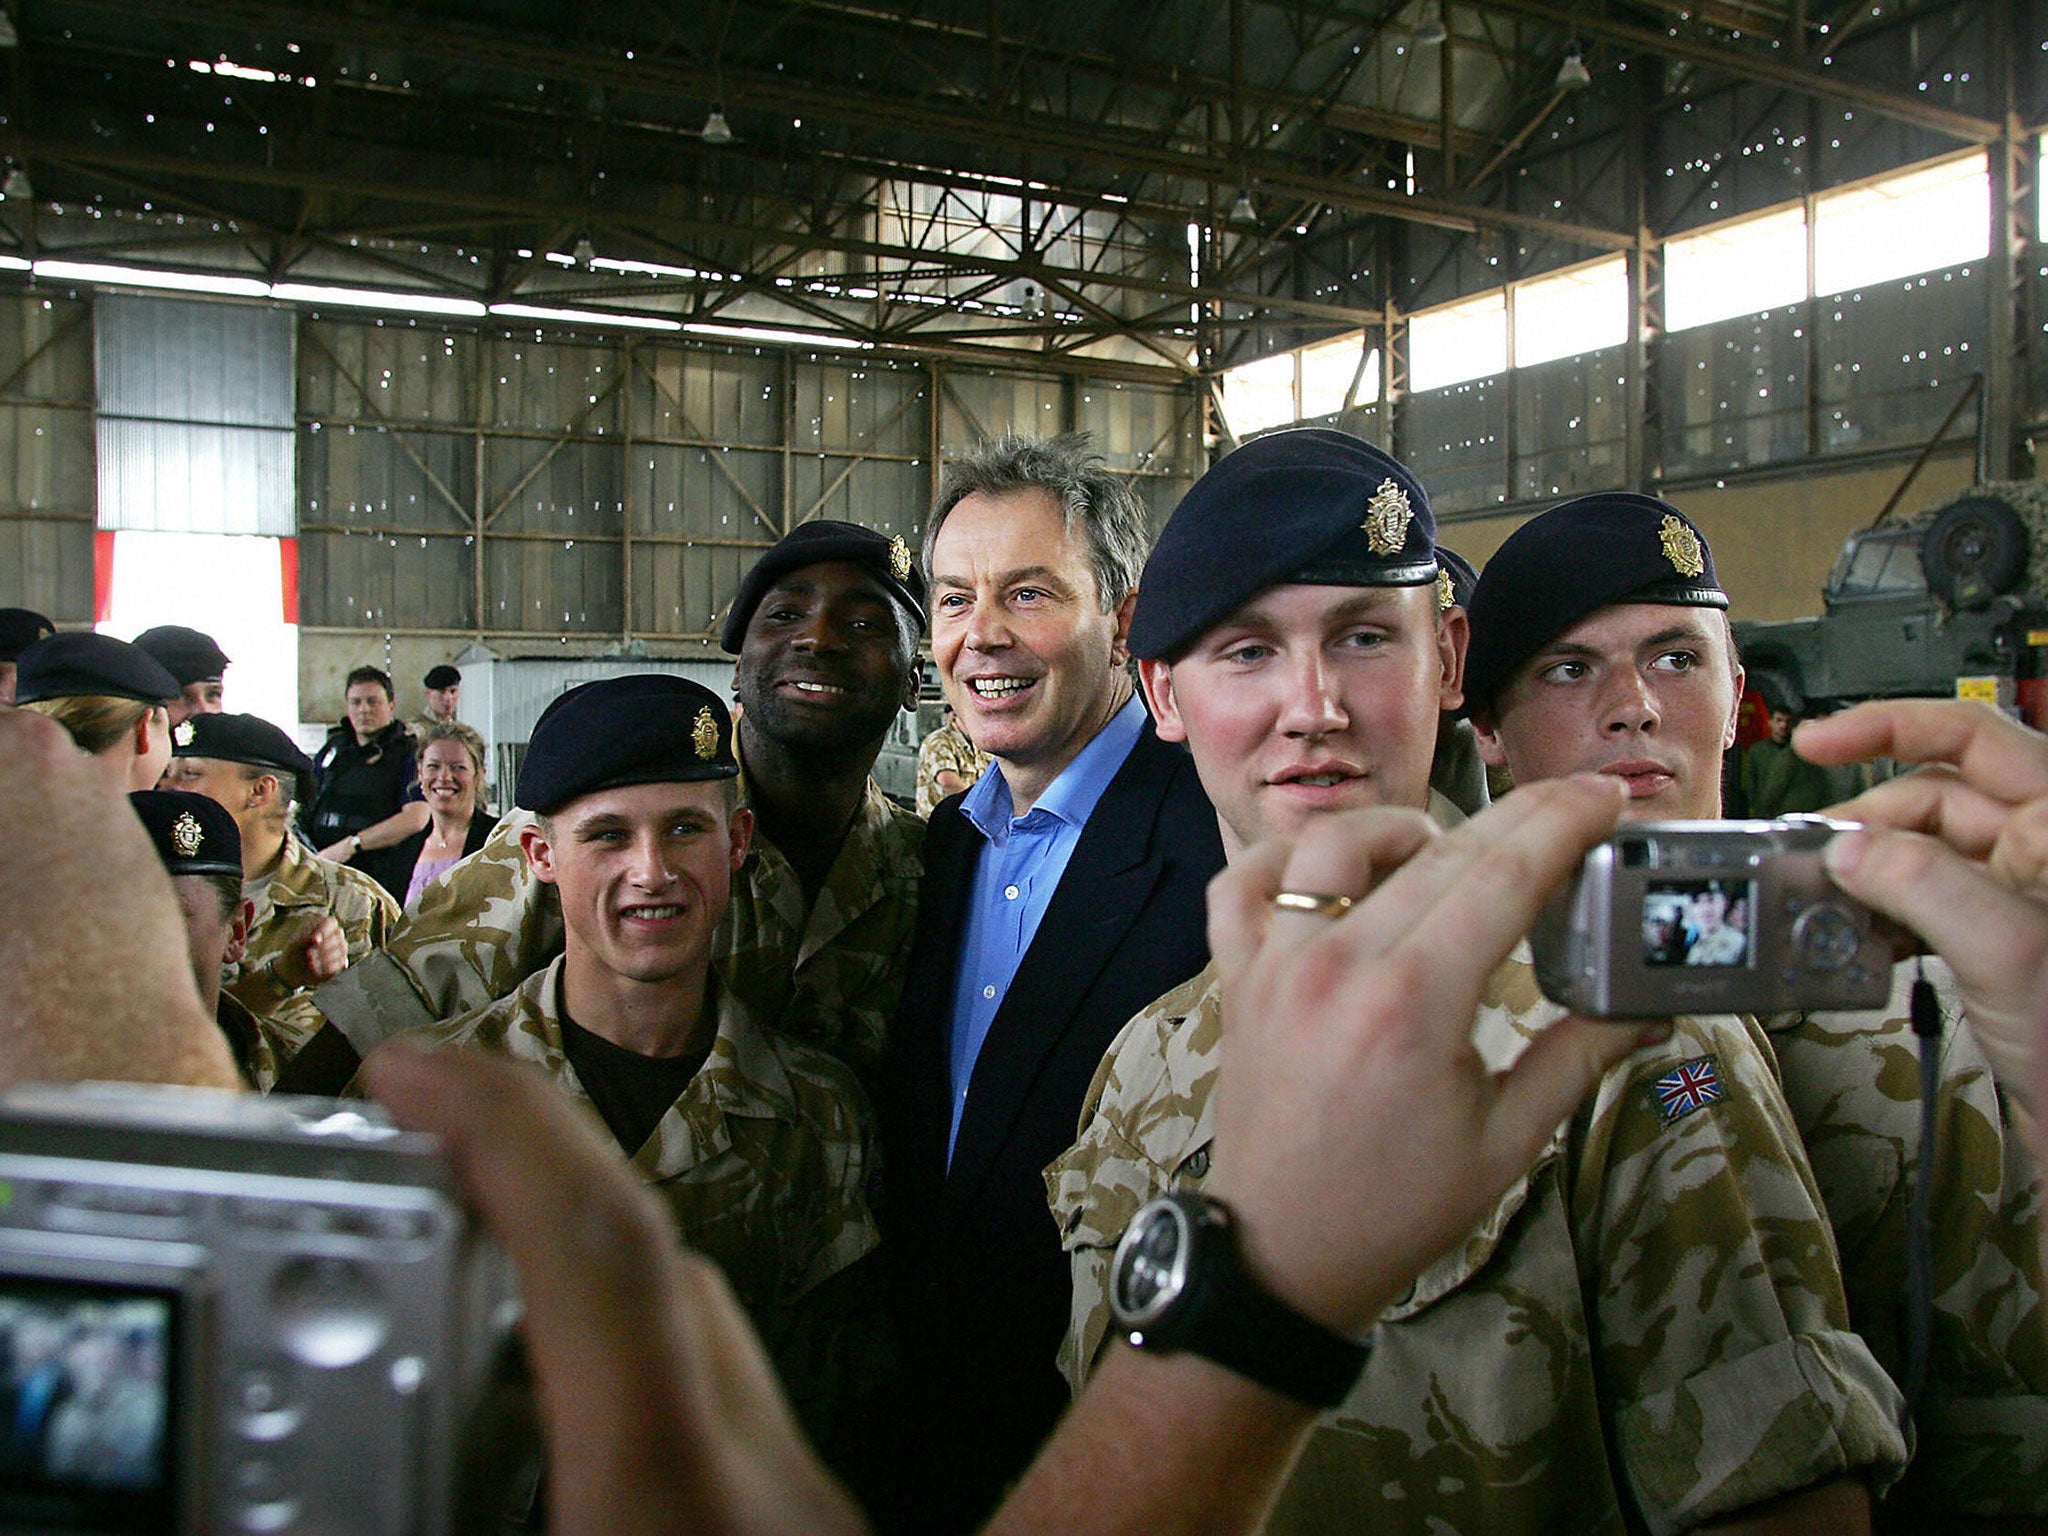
[1378,1134,1565,1322]
[1047,1123,1166,1259]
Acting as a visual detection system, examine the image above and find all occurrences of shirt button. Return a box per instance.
[1005,884,1020,900]
[982,985,997,1000]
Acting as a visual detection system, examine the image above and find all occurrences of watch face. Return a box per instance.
[1112,1200,1189,1328]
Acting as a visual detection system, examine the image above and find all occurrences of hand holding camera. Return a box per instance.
[1530,815,1901,1018]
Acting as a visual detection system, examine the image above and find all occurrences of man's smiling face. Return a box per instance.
[928,487,1133,797]
[521,780,751,987]
[734,559,917,756]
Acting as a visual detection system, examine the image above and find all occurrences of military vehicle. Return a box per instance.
[1732,481,2048,721]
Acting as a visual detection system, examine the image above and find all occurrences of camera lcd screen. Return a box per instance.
[1643,879,1754,969]
[0,1278,178,1533]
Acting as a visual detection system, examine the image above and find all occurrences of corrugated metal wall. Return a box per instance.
[0,296,94,619]
[298,329,1205,654]
[95,296,295,536]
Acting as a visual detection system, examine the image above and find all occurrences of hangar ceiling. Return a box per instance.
[0,0,2033,380]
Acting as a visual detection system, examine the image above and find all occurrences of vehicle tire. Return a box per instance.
[1922,496,2028,610]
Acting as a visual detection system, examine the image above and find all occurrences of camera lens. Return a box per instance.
[1792,903,1861,972]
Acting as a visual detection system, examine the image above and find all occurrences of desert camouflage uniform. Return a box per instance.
[380,955,886,1459]
[1765,959,2048,1521]
[1049,948,1908,1536]
[915,719,990,817]
[311,769,922,1089]
[213,991,282,1092]
[227,835,398,1069]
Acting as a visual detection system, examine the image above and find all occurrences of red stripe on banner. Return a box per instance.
[93,531,117,624]
[279,537,299,624]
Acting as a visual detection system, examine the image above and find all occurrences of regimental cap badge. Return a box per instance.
[691,705,720,761]
[1658,514,1705,579]
[173,719,196,748]
[1363,478,1414,557]
[888,534,913,581]
[170,811,204,859]
[1435,569,1455,612]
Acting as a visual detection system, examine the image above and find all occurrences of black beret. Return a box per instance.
[129,789,244,880]
[133,625,230,686]
[14,632,181,706]
[423,664,462,689]
[517,675,739,815]
[0,608,55,662]
[172,712,318,804]
[720,520,927,653]
[1435,545,1479,611]
[1464,492,1728,718]
[1129,428,1439,662]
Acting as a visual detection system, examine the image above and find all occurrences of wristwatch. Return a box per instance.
[348,833,363,855]
[1108,1190,1370,1409]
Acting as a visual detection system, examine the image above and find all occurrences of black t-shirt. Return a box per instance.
[558,1005,711,1156]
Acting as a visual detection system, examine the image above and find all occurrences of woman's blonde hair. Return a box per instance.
[418,720,488,777]
[20,694,157,755]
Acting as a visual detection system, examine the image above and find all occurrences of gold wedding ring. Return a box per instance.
[1272,890,1355,919]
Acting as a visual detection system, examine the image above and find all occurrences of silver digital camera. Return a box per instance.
[0,1084,521,1536]
[1529,816,1898,1018]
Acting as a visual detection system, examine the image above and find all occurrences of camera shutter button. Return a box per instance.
[271,1256,389,1368]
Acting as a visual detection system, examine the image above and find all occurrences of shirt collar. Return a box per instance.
[960,691,1147,840]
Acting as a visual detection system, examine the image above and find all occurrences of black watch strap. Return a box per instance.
[1116,1192,1370,1410]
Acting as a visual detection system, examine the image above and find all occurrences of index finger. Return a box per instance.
[1357,774,1628,1016]
[1794,698,2048,802]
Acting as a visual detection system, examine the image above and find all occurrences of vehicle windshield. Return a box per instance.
[1828,530,1926,599]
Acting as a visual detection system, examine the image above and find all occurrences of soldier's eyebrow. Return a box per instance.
[1637,623,1713,651]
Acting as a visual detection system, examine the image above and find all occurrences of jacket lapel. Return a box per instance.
[941,728,1176,1205]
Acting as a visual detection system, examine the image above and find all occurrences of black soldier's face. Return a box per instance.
[734,560,915,756]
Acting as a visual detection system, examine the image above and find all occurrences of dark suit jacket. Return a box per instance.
[874,716,1224,1532]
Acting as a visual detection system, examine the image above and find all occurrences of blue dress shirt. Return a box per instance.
[943,692,1148,1161]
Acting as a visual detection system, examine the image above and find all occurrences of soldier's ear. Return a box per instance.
[727,806,754,873]
[222,899,254,968]
[519,818,559,885]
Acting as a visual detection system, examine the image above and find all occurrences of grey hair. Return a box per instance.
[923,432,1151,612]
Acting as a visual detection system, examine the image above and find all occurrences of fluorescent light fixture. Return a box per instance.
[590,255,709,280]
[680,321,871,350]
[271,282,487,316]
[32,260,269,298]
[0,254,28,271]
[488,302,682,331]
[189,58,314,87]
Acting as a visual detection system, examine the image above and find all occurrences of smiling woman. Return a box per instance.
[391,722,497,911]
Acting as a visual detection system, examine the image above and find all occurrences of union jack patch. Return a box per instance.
[1649,1055,1724,1124]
